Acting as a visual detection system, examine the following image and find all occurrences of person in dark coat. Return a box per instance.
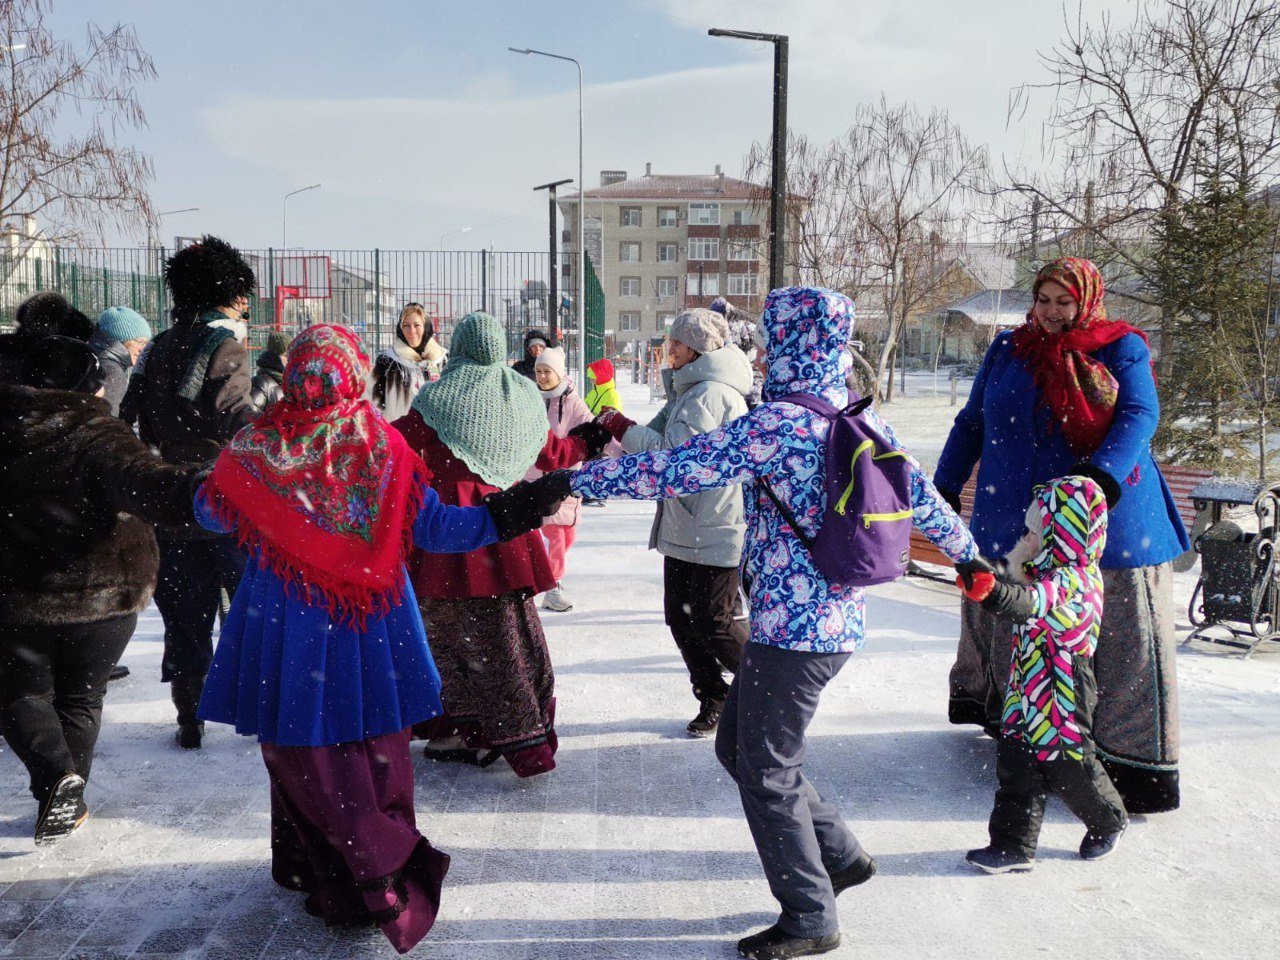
[250,331,289,413]
[512,327,553,381]
[0,337,201,843]
[122,235,258,748]
[89,306,152,417]
[0,291,93,383]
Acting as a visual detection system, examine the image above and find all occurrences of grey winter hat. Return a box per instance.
[669,308,726,354]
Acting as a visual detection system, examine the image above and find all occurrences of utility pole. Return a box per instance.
[534,179,573,346]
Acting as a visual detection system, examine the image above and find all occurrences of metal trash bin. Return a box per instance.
[1186,477,1279,657]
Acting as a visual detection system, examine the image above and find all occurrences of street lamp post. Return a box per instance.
[509,46,586,384]
[708,28,789,291]
[150,206,200,249]
[282,183,321,250]
[534,178,573,345]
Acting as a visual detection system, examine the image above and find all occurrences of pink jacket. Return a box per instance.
[526,380,594,527]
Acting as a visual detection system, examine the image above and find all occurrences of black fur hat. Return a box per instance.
[21,336,105,394]
[165,235,256,315]
[14,291,93,342]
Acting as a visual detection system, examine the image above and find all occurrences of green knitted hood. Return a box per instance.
[411,312,547,488]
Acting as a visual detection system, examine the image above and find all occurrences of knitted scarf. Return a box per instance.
[411,311,547,488]
[1010,257,1147,457]
[175,311,240,402]
[204,324,430,626]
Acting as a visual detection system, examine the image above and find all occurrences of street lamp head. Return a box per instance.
[708,28,788,43]
[508,47,532,55]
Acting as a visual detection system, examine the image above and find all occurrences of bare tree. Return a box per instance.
[1000,0,1280,373]
[0,0,156,242]
[745,132,877,300]
[746,99,988,403]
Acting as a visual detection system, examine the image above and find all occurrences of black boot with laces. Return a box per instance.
[686,701,723,738]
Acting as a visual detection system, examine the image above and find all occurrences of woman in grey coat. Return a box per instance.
[590,308,753,736]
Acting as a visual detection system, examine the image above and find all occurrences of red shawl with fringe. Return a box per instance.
[203,324,429,626]
[1011,256,1149,457]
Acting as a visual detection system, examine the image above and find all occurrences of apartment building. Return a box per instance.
[558,164,769,349]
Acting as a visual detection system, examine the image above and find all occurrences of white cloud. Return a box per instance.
[199,0,1144,249]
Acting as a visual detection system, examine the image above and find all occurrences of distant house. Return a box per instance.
[0,216,55,330]
[899,243,1026,364]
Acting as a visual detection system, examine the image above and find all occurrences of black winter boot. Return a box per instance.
[737,924,841,959]
[686,701,723,738]
[34,773,87,844]
[1080,821,1127,861]
[828,851,877,895]
[172,677,206,750]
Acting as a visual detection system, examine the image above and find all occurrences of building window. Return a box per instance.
[620,276,641,297]
[619,241,641,263]
[657,242,678,262]
[687,273,720,296]
[727,240,758,261]
[657,277,679,299]
[727,274,758,297]
[620,206,642,227]
[658,207,679,227]
[619,311,641,331]
[687,237,719,261]
[689,202,720,225]
[658,311,677,327]
[732,209,756,226]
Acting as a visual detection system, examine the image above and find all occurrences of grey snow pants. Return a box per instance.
[714,641,863,939]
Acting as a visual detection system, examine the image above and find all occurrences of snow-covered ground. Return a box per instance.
[2,378,1279,960]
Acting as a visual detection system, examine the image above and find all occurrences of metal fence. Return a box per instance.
[1,246,606,370]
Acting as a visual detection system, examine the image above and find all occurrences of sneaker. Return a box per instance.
[176,720,205,750]
[34,773,86,844]
[1080,822,1127,861]
[686,702,723,738]
[737,924,841,959]
[541,585,574,612]
[965,845,1034,874]
[828,851,877,895]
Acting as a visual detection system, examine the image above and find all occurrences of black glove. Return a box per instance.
[937,487,964,515]
[954,554,995,593]
[980,579,1037,621]
[568,420,613,460]
[484,471,575,541]
[1069,461,1122,510]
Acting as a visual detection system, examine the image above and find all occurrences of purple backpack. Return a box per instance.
[759,393,914,587]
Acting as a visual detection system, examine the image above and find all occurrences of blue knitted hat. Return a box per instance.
[97,306,152,343]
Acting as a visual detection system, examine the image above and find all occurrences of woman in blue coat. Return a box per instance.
[934,256,1188,813]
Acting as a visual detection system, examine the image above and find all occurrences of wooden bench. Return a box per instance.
[908,463,1211,572]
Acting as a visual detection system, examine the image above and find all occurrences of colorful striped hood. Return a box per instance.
[1026,475,1108,575]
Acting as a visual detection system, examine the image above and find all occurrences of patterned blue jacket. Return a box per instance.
[571,286,977,653]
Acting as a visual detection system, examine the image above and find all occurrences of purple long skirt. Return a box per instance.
[260,728,449,954]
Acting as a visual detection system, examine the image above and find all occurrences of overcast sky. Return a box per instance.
[51,0,1143,251]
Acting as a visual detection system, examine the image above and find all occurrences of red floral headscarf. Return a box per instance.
[204,324,432,625]
[1011,257,1148,457]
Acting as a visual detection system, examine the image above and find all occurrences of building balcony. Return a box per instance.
[686,224,720,238]
[726,224,761,239]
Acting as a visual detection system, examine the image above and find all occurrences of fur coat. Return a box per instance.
[0,384,199,625]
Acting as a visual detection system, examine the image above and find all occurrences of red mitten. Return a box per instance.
[956,570,996,602]
[596,408,637,442]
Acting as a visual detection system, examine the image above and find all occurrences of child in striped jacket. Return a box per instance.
[959,475,1129,873]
